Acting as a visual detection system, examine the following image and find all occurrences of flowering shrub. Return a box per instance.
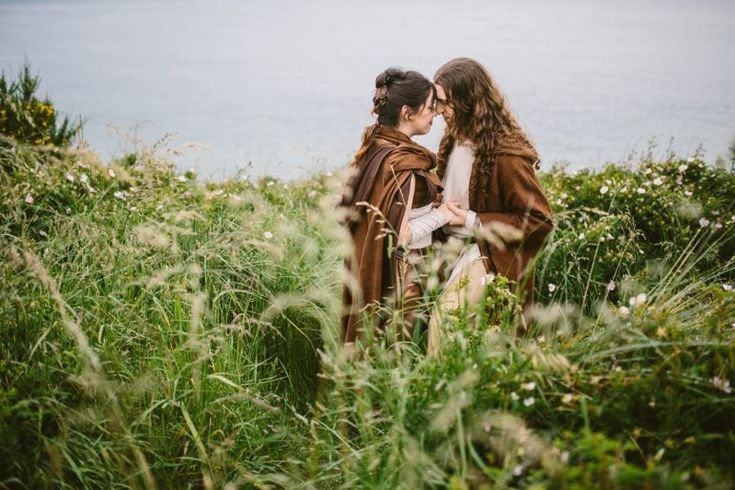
[0,64,81,149]
[538,154,735,309]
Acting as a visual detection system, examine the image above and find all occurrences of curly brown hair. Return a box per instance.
[434,58,538,198]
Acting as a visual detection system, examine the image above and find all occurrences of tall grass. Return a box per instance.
[2,129,734,488]
[1,139,339,487]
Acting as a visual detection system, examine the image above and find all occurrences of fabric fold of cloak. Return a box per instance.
[339,124,440,344]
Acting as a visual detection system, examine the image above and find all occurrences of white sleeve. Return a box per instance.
[406,207,448,249]
[465,210,477,229]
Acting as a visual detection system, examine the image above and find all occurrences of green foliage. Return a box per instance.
[537,156,735,310]
[0,64,82,150]
[0,143,335,487]
[1,132,734,488]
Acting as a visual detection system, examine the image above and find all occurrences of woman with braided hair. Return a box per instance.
[428,57,554,353]
[339,67,464,346]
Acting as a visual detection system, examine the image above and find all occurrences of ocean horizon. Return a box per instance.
[1,0,734,179]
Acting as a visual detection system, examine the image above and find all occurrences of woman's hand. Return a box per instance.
[436,202,457,223]
[445,201,469,226]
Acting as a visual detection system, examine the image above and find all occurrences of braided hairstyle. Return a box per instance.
[352,67,435,165]
[434,58,537,198]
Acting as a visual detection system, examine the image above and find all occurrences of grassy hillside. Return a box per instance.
[1,68,734,488]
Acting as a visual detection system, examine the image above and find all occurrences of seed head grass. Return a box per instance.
[1,134,734,487]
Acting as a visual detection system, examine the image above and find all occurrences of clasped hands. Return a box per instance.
[437,200,471,226]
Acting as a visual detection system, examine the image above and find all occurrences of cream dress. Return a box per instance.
[427,143,490,355]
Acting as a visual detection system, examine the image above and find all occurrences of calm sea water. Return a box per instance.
[1,0,734,179]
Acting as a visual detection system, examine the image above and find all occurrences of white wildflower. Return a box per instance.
[108,168,116,178]
[629,293,647,308]
[510,391,519,401]
[619,305,630,316]
[652,177,664,186]
[687,157,695,163]
[561,393,574,404]
[79,174,89,184]
[523,397,535,407]
[177,175,187,182]
[480,273,496,286]
[326,170,333,177]
[684,190,693,197]
[266,181,275,187]
[643,168,652,175]
[715,222,723,229]
[698,218,710,228]
[636,187,646,195]
[578,233,585,240]
[723,284,733,292]
[128,206,138,212]
[113,191,126,200]
[522,381,536,391]
[607,281,616,292]
[560,193,568,199]
[65,207,71,214]
[678,164,688,172]
[283,184,289,189]
[65,173,75,182]
[263,231,274,240]
[212,189,224,196]
[711,376,732,394]
[606,233,614,241]
[513,465,524,477]
[599,185,609,195]
[24,193,34,204]
[561,451,570,463]
[547,283,557,293]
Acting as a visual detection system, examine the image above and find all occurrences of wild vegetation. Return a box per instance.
[1,66,734,489]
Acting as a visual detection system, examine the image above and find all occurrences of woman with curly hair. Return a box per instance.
[429,57,554,352]
[340,67,464,346]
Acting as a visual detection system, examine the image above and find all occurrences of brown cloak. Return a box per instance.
[469,143,554,305]
[340,125,439,344]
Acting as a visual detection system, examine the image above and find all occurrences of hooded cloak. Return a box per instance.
[340,124,440,343]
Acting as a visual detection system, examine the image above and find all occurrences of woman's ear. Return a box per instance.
[401,105,412,121]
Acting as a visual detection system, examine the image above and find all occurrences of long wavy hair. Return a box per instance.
[351,67,435,166]
[434,58,537,194]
